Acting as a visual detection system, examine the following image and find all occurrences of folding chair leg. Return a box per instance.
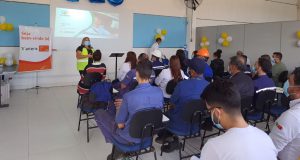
[179,142,183,160]
[153,149,157,160]
[77,110,82,131]
[111,145,115,160]
[182,138,186,151]
[135,153,139,160]
[86,113,90,143]
[200,130,207,149]
[77,95,81,108]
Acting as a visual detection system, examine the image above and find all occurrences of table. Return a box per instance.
[0,65,17,108]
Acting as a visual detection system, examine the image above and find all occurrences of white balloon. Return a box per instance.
[200,42,204,47]
[161,36,165,41]
[227,36,233,42]
[156,28,161,34]
[297,40,300,47]
[205,41,210,46]
[0,16,6,24]
[218,38,224,44]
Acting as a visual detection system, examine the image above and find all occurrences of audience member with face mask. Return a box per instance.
[198,79,277,160]
[269,67,300,160]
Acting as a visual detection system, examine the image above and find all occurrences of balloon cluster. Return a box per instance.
[155,28,168,41]
[200,36,210,49]
[296,31,300,47]
[0,16,14,32]
[218,32,232,47]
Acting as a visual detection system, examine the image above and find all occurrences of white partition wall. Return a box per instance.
[196,21,300,72]
[244,22,282,65]
[281,21,300,71]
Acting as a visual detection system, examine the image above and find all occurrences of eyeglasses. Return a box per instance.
[207,106,222,113]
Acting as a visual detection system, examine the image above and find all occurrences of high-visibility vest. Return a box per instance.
[77,48,94,71]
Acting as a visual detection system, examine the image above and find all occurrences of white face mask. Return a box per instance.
[287,85,300,100]
[211,109,224,130]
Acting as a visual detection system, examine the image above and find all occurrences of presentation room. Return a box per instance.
[0,0,300,160]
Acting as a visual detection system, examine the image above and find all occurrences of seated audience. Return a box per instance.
[237,54,251,75]
[229,56,254,99]
[210,49,224,78]
[253,57,275,92]
[138,53,149,62]
[237,50,251,66]
[176,49,188,75]
[272,52,287,87]
[155,55,186,101]
[198,79,277,160]
[194,48,213,81]
[117,51,137,81]
[83,50,106,79]
[157,58,209,152]
[151,50,165,76]
[95,60,163,158]
[260,54,273,78]
[77,50,106,95]
[269,67,300,160]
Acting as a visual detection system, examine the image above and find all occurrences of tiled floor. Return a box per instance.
[0,86,273,160]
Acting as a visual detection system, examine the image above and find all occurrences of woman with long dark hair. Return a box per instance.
[176,49,188,75]
[210,49,224,78]
[155,55,187,99]
[117,51,137,81]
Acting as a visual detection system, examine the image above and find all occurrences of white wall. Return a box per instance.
[191,0,298,52]
[1,0,299,89]
[2,0,187,89]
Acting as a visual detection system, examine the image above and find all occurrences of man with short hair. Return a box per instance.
[199,79,277,160]
[94,60,163,158]
[194,48,213,81]
[151,50,165,76]
[253,57,275,92]
[272,52,287,87]
[229,56,254,99]
[150,37,162,54]
[269,67,300,160]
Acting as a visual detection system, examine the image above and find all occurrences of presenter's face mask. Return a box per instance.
[84,41,91,46]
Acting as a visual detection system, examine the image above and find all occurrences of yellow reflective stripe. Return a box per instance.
[77,59,88,63]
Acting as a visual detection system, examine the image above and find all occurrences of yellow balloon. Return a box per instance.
[201,36,208,42]
[161,29,167,36]
[297,31,300,39]
[0,23,8,30]
[155,34,162,40]
[6,24,13,31]
[221,32,228,39]
[222,41,230,47]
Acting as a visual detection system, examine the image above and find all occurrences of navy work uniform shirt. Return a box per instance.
[115,83,163,143]
[253,75,275,92]
[230,72,254,99]
[168,76,209,135]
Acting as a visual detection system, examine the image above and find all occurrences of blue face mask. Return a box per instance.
[84,41,91,46]
[211,109,224,130]
[271,58,275,65]
[251,66,256,73]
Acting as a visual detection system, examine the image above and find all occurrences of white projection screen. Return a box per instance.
[55,8,119,39]
[51,5,132,52]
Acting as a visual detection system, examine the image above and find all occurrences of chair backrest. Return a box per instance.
[278,71,288,85]
[166,79,182,95]
[255,89,276,112]
[241,96,253,110]
[83,72,102,87]
[129,109,163,139]
[181,99,205,123]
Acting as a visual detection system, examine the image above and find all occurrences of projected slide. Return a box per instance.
[54,8,119,39]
